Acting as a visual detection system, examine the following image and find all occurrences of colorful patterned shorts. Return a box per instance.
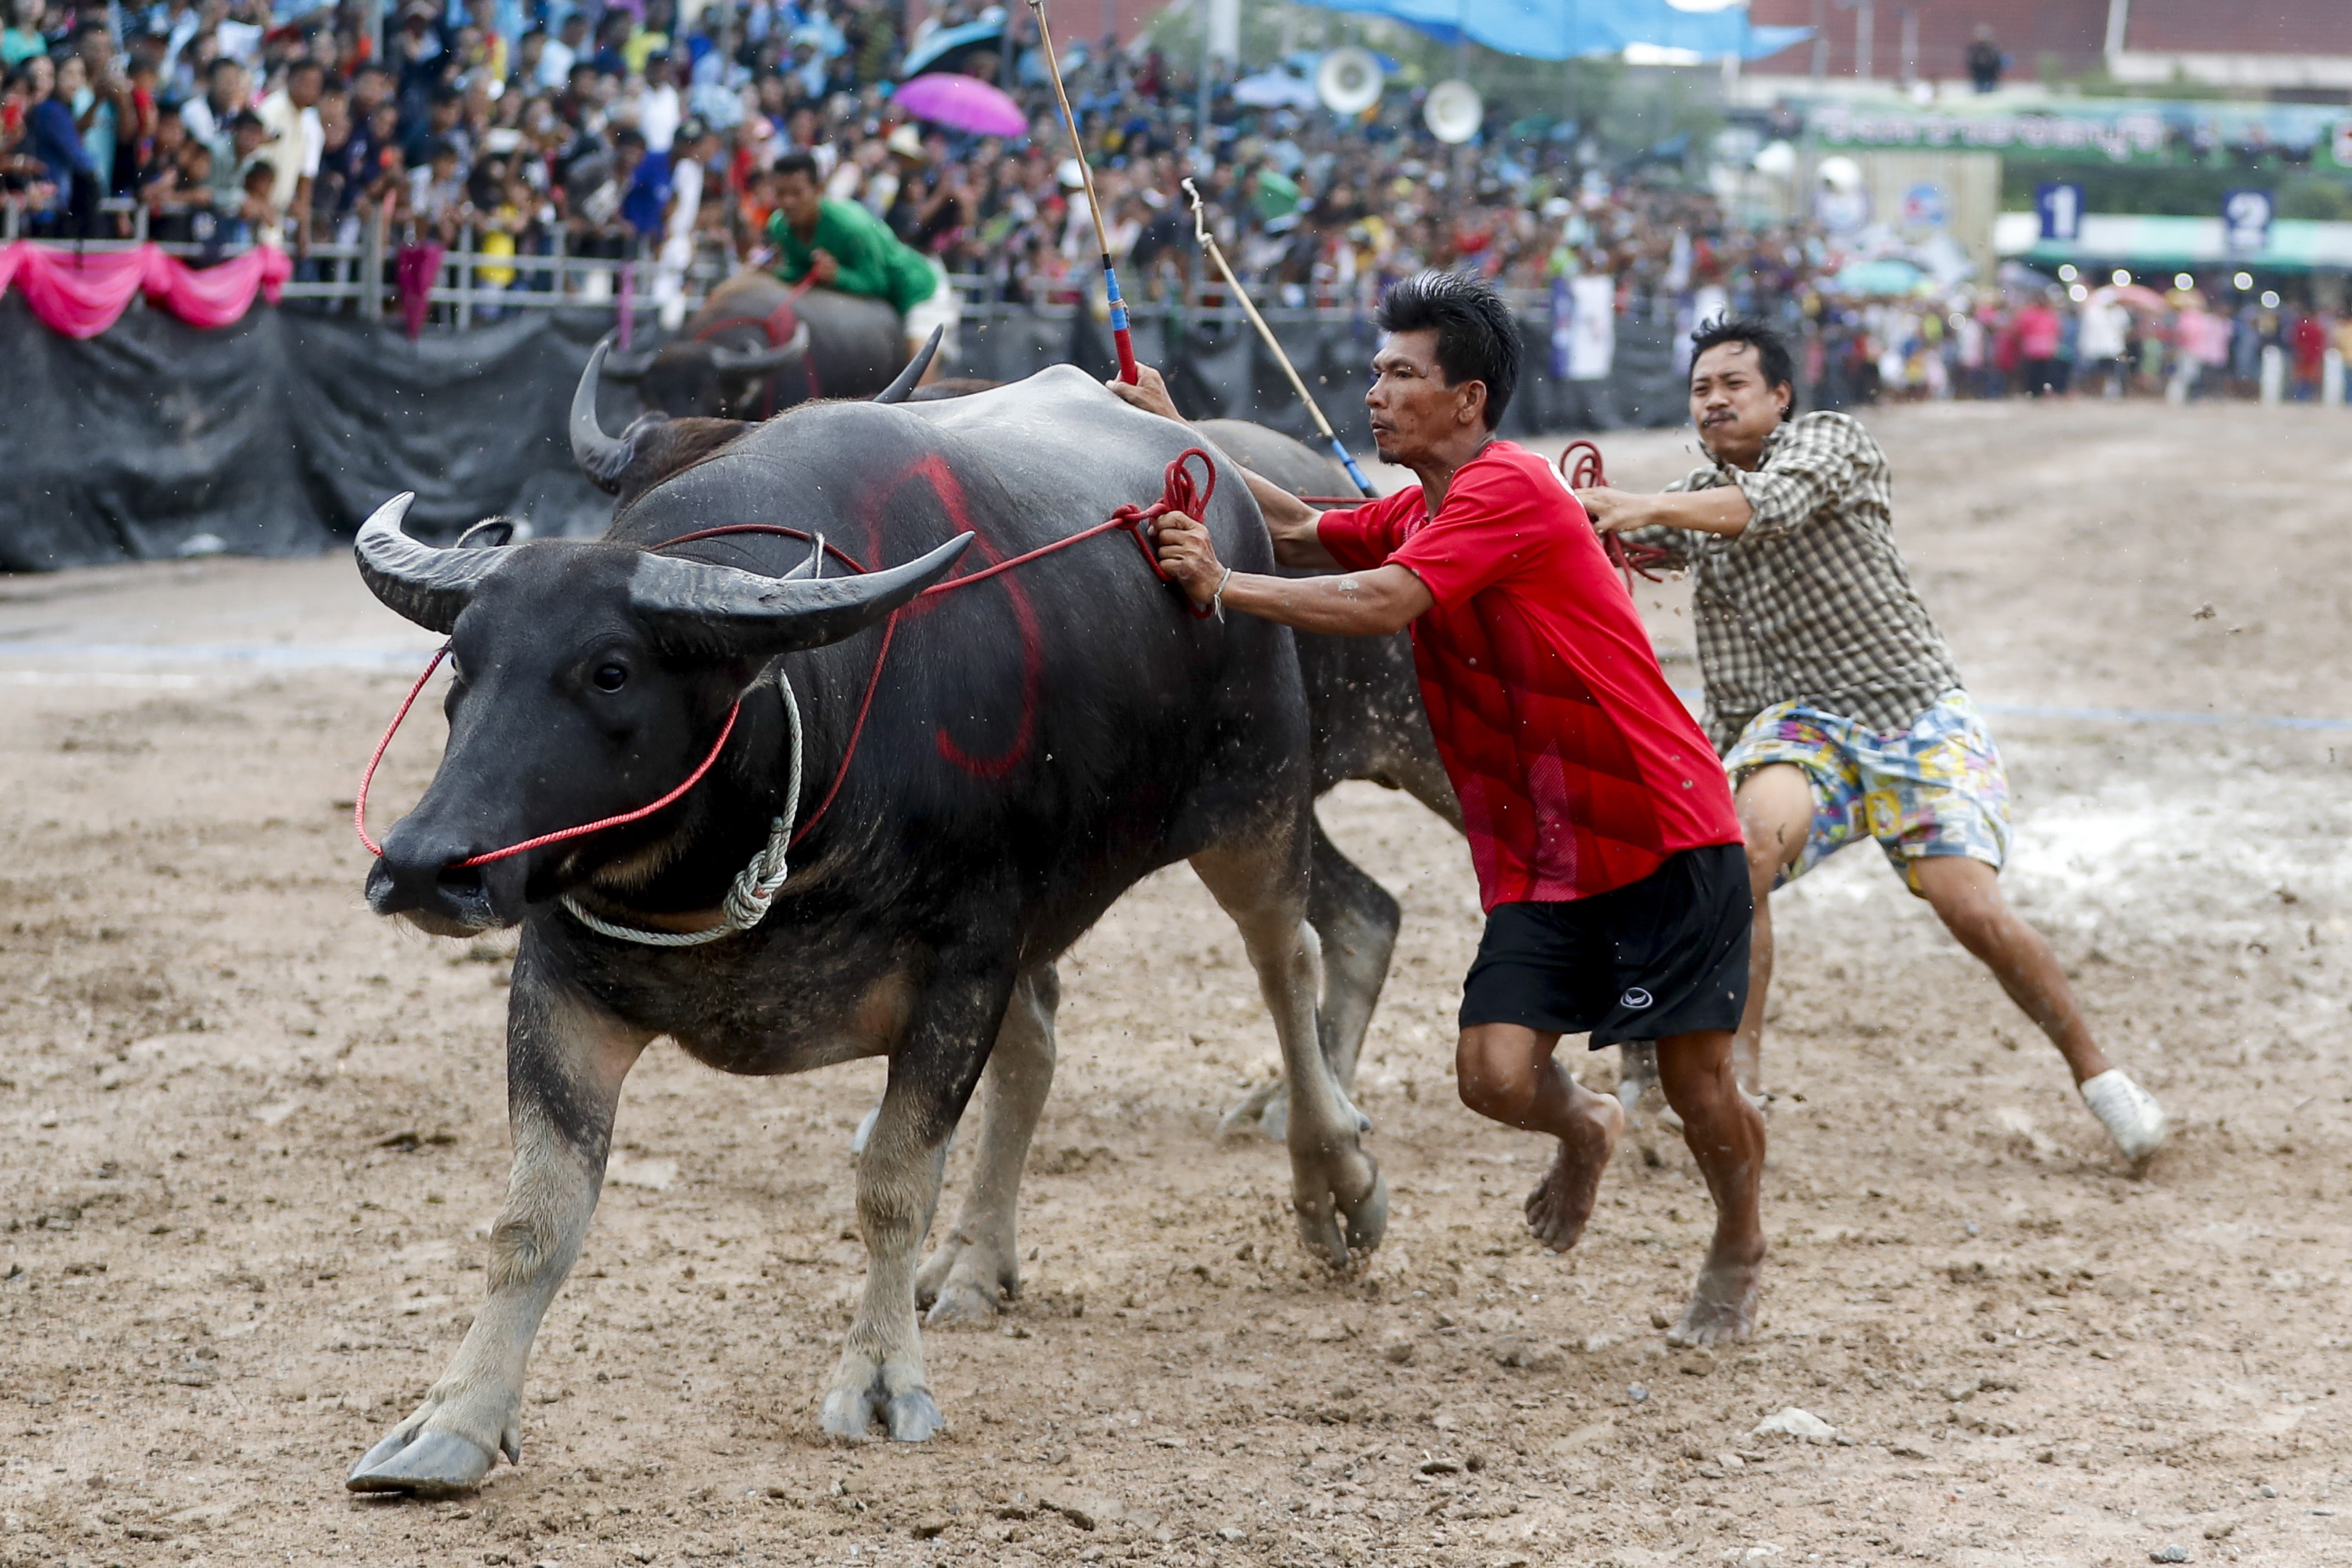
[1722,689,2010,896]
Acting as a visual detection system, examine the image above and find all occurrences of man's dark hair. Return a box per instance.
[1688,317,1797,420]
[1374,269,1520,431]
[772,149,820,183]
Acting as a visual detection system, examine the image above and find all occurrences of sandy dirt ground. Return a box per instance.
[1,400,2349,1568]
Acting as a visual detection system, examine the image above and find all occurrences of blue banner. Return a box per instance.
[1291,0,1810,64]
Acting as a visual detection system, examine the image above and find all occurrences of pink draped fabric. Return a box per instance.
[0,241,294,338]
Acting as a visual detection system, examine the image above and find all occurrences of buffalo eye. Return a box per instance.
[591,663,629,693]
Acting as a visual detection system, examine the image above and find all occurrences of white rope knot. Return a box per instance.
[559,671,805,948]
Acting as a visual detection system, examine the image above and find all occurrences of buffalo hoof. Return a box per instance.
[820,1359,945,1443]
[1343,1167,1391,1254]
[1292,1143,1386,1269]
[346,1427,498,1496]
[917,1235,1014,1327]
[886,1388,946,1441]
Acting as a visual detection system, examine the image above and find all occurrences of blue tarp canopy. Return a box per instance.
[1292,0,1809,63]
[900,15,1007,79]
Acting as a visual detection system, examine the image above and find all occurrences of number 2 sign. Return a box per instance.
[2223,189,2275,253]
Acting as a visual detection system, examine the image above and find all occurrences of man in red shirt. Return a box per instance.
[1113,271,1766,1345]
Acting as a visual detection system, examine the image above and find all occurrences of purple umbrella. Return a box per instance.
[891,72,1028,140]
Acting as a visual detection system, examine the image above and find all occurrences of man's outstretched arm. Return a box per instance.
[1577,484,1753,539]
[1152,511,1432,636]
[1107,364,1341,570]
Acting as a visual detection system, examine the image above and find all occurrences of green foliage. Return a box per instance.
[2279,175,2352,222]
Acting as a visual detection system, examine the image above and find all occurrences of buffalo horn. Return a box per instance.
[570,338,641,492]
[630,532,975,658]
[354,493,513,633]
[708,320,811,378]
[873,325,945,404]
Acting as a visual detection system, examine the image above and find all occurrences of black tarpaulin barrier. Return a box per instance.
[0,297,1690,572]
[0,298,620,571]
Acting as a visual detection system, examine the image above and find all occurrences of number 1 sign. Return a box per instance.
[2036,182,2084,243]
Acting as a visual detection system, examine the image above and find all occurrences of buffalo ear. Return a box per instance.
[454,516,531,549]
[629,533,974,661]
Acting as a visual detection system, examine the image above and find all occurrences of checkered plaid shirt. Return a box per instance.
[1626,411,1964,753]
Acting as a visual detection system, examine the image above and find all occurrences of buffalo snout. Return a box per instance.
[367,823,522,935]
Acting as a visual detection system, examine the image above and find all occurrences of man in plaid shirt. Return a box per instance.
[1578,319,2167,1165]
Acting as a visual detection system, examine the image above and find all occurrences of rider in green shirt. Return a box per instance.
[767,150,942,366]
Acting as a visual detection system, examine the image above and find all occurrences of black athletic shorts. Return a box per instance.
[1459,843,1752,1048]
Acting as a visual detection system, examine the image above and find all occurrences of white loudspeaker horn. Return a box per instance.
[1316,47,1383,116]
[1424,78,1482,144]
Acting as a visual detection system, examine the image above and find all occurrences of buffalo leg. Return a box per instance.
[1191,833,1388,1266]
[916,964,1059,1324]
[1308,823,1401,1092]
[348,945,652,1494]
[1223,819,1399,1143]
[821,960,1014,1441]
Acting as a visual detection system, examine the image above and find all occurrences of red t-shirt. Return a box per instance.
[1317,441,1740,911]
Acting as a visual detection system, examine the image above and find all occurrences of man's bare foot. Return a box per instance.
[1665,1245,1763,1348]
[1524,1092,1623,1252]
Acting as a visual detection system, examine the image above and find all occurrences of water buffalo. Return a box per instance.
[344,363,1386,1492]
[570,350,1464,1141]
[600,272,909,420]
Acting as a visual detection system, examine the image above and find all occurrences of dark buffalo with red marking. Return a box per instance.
[343,364,1387,1493]
[600,273,909,420]
[571,351,1461,1158]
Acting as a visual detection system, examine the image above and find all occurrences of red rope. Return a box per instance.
[1559,439,1671,590]
[357,449,1222,868]
[353,644,747,868]
[353,644,449,859]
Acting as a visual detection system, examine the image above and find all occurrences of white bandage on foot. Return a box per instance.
[2079,1069,2167,1162]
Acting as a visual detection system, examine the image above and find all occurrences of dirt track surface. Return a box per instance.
[1,400,2349,1568]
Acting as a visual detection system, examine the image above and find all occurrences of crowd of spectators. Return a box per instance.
[0,0,1839,335]
[7,0,2327,412]
[1810,279,2352,409]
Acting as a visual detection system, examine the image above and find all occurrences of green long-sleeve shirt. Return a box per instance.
[767,197,937,316]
